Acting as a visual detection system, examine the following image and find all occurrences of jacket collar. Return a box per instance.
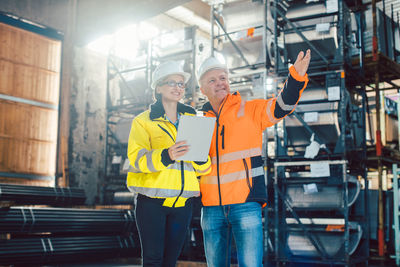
[200,92,241,114]
[149,100,196,120]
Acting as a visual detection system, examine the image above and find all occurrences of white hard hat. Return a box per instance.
[197,57,228,81]
[151,61,191,89]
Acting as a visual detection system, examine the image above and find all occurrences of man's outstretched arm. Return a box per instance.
[273,49,311,119]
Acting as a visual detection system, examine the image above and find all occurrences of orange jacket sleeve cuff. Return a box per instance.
[289,65,308,82]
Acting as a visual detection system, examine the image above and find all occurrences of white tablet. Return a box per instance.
[175,115,216,162]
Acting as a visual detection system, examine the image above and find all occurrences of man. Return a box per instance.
[197,49,311,267]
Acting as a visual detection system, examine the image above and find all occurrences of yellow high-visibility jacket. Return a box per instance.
[126,101,212,207]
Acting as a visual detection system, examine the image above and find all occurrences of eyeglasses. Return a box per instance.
[159,80,185,89]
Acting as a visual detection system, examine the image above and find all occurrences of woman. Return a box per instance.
[126,61,211,267]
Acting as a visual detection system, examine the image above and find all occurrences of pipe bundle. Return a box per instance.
[0,184,86,205]
[0,207,135,233]
[0,234,135,265]
[113,191,136,204]
[0,184,140,264]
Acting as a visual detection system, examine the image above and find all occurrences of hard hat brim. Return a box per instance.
[198,64,227,82]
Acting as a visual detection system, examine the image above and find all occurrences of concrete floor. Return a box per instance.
[52,260,394,267]
[53,260,207,267]
[50,256,395,267]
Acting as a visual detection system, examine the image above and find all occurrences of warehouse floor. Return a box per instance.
[52,259,394,267]
[54,260,207,267]
[52,263,391,267]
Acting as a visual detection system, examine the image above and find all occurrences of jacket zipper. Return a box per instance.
[213,98,228,206]
[220,125,225,150]
[215,120,222,206]
[172,161,185,207]
[242,159,251,190]
[157,123,185,207]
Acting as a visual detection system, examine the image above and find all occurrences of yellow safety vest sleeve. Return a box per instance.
[127,116,172,173]
[192,157,212,176]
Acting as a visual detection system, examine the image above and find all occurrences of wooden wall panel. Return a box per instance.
[0,100,58,175]
[0,22,61,183]
[36,69,60,104]
[0,60,13,95]
[9,63,60,104]
[0,23,61,104]
[0,23,16,61]
[35,36,62,72]
[0,100,57,141]
[0,136,57,175]
[15,29,35,66]
[0,23,61,71]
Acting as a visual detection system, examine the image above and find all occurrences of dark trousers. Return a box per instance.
[135,194,192,267]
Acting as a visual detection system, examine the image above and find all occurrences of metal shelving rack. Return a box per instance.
[209,0,268,100]
[267,0,370,266]
[206,1,370,265]
[206,0,400,264]
[350,0,400,260]
[268,0,364,159]
[392,164,400,266]
[272,160,367,266]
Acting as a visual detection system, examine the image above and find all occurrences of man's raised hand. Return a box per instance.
[293,49,311,77]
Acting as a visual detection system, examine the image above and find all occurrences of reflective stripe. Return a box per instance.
[202,171,244,185]
[128,165,139,173]
[167,162,181,170]
[134,149,157,172]
[134,149,147,169]
[183,162,194,171]
[196,165,211,174]
[168,162,193,171]
[146,151,157,172]
[211,147,262,164]
[265,99,281,124]
[277,94,296,111]
[127,186,200,198]
[202,166,264,185]
[130,160,194,172]
[237,99,246,117]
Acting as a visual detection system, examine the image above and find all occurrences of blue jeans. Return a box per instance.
[201,202,263,267]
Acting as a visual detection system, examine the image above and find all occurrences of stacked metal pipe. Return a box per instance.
[0,235,135,265]
[0,184,139,264]
[0,184,86,206]
[0,207,135,233]
[113,191,136,204]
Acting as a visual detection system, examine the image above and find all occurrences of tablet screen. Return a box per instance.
[175,115,216,162]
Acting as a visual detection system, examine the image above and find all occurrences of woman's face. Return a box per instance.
[156,74,186,103]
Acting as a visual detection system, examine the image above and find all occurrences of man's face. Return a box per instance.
[200,69,230,106]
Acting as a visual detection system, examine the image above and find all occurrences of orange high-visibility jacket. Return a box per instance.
[200,66,308,206]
